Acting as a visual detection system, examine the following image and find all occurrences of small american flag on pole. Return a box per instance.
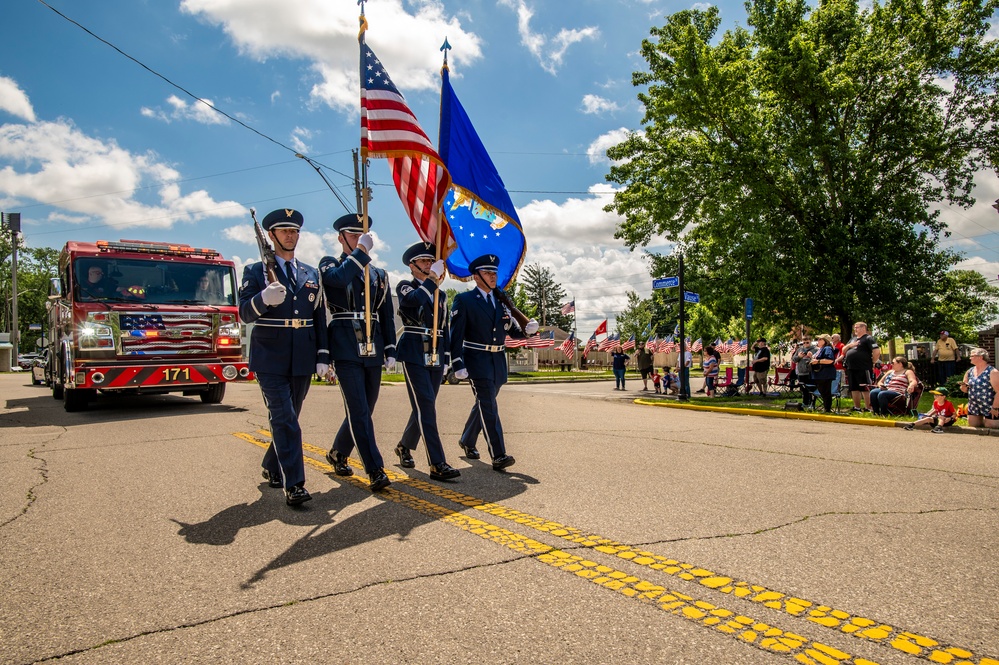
[691,338,702,352]
[622,334,636,351]
[560,300,575,315]
[583,333,598,358]
[559,334,575,359]
[525,331,556,348]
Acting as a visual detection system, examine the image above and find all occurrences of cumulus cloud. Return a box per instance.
[140,95,229,125]
[581,94,621,115]
[0,83,242,230]
[289,126,313,153]
[223,224,390,268]
[181,0,482,114]
[586,127,635,165]
[0,76,36,122]
[497,0,599,75]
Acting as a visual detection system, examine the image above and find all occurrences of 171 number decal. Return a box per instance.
[162,367,191,381]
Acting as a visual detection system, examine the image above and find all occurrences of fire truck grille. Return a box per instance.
[118,312,215,356]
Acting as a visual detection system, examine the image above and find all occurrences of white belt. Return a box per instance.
[330,312,379,321]
[402,326,444,336]
[255,318,313,329]
[464,341,504,353]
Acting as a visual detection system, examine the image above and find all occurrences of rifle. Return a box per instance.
[493,288,532,332]
[250,207,280,284]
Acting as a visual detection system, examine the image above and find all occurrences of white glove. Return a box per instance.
[442,364,450,375]
[384,357,396,372]
[525,319,539,335]
[316,363,330,379]
[454,368,468,380]
[429,260,445,280]
[261,282,287,307]
[357,233,373,253]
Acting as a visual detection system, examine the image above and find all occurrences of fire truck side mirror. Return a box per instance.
[49,277,63,298]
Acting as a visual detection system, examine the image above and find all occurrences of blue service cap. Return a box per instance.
[333,213,370,234]
[262,208,304,231]
[469,254,500,273]
[402,242,436,265]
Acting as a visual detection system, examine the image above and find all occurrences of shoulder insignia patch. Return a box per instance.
[400,285,414,296]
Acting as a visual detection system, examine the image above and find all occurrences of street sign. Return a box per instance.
[28,323,42,331]
[652,276,679,289]
[745,298,753,320]
[684,291,700,303]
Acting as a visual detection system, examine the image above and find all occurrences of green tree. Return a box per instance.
[925,270,999,342]
[606,0,999,339]
[518,264,572,330]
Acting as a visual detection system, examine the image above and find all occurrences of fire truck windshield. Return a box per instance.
[74,259,235,306]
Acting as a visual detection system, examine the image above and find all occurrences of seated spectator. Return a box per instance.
[904,387,957,433]
[662,367,679,395]
[958,347,999,427]
[870,356,918,416]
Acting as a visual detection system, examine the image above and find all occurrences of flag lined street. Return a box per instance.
[1,374,996,664]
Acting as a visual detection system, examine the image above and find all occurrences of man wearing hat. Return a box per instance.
[751,338,771,396]
[239,208,329,506]
[319,213,397,492]
[393,241,460,481]
[449,254,538,470]
[932,330,961,386]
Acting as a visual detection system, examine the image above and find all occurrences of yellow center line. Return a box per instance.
[245,431,997,665]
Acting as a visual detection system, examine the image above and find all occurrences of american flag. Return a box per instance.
[691,338,703,352]
[505,336,528,348]
[526,331,556,348]
[360,40,451,243]
[560,300,575,315]
[598,333,619,352]
[622,334,636,351]
[662,334,675,353]
[732,339,748,354]
[713,337,725,353]
[725,338,735,353]
[583,333,598,358]
[646,335,658,352]
[558,334,575,359]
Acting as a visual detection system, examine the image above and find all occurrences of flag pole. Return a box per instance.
[429,39,452,368]
[358,2,373,356]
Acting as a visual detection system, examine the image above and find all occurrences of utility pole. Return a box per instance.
[3,213,20,363]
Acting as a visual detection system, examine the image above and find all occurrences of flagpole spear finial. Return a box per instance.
[440,37,452,68]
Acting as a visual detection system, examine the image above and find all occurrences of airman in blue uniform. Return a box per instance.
[319,213,397,491]
[239,208,329,506]
[449,254,538,470]
[394,241,460,481]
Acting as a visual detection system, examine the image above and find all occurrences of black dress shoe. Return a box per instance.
[285,485,312,506]
[394,443,416,469]
[368,470,391,492]
[460,442,480,460]
[429,462,461,481]
[261,469,283,488]
[491,455,516,471]
[325,449,353,477]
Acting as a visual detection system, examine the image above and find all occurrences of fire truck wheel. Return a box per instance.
[200,382,226,404]
[63,388,94,412]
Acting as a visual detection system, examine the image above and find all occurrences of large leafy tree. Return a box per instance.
[518,264,573,330]
[606,0,999,338]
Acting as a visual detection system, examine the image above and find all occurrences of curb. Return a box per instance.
[633,398,898,426]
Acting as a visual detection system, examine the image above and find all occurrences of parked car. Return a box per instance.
[17,353,41,370]
[31,351,50,386]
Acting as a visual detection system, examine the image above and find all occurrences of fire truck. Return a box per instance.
[45,239,252,411]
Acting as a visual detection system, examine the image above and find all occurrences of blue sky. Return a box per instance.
[3,0,998,336]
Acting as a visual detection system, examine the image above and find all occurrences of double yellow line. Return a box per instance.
[234,431,995,665]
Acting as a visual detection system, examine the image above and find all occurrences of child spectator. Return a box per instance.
[651,367,662,394]
[663,367,679,395]
[904,387,957,433]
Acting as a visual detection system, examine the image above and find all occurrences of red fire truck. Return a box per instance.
[45,239,252,411]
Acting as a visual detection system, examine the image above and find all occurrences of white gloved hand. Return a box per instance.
[525,319,539,335]
[429,260,445,280]
[442,364,450,375]
[316,363,330,379]
[454,368,469,380]
[356,233,373,253]
[261,282,287,307]
[384,357,396,372]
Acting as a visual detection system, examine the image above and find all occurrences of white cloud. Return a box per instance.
[586,127,635,165]
[0,76,36,122]
[0,90,242,230]
[581,94,621,115]
[691,3,713,11]
[181,0,483,114]
[224,222,390,269]
[289,126,313,154]
[497,0,599,75]
[140,94,229,125]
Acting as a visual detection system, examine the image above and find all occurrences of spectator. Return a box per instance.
[680,343,693,398]
[792,335,815,408]
[611,344,630,391]
[651,367,662,394]
[636,342,655,391]
[931,330,961,385]
[904,387,957,433]
[869,356,918,416]
[751,338,771,396]
[959,347,999,427]
[842,322,881,412]
[831,333,845,371]
[703,344,719,397]
[810,334,838,413]
[662,366,679,395]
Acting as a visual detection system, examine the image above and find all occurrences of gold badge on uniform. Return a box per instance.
[309,293,316,302]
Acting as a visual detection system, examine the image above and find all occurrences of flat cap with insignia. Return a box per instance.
[333,213,370,234]
[468,254,499,273]
[262,208,304,231]
[402,241,436,265]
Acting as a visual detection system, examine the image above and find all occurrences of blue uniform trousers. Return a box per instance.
[399,362,447,466]
[332,360,385,474]
[459,378,506,460]
[256,372,311,490]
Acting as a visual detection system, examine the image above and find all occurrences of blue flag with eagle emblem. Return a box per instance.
[438,62,526,290]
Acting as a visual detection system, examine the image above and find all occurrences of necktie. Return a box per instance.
[487,293,494,309]
[285,261,296,290]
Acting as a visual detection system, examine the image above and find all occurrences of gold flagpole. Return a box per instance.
[358,2,373,356]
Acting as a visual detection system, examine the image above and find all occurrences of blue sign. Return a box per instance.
[684,291,700,303]
[652,276,679,289]
[745,297,754,320]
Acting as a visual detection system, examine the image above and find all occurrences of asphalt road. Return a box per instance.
[1,373,997,665]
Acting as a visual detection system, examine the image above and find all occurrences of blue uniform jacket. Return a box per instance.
[449,288,525,384]
[395,276,450,367]
[239,260,329,376]
[319,249,396,366]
